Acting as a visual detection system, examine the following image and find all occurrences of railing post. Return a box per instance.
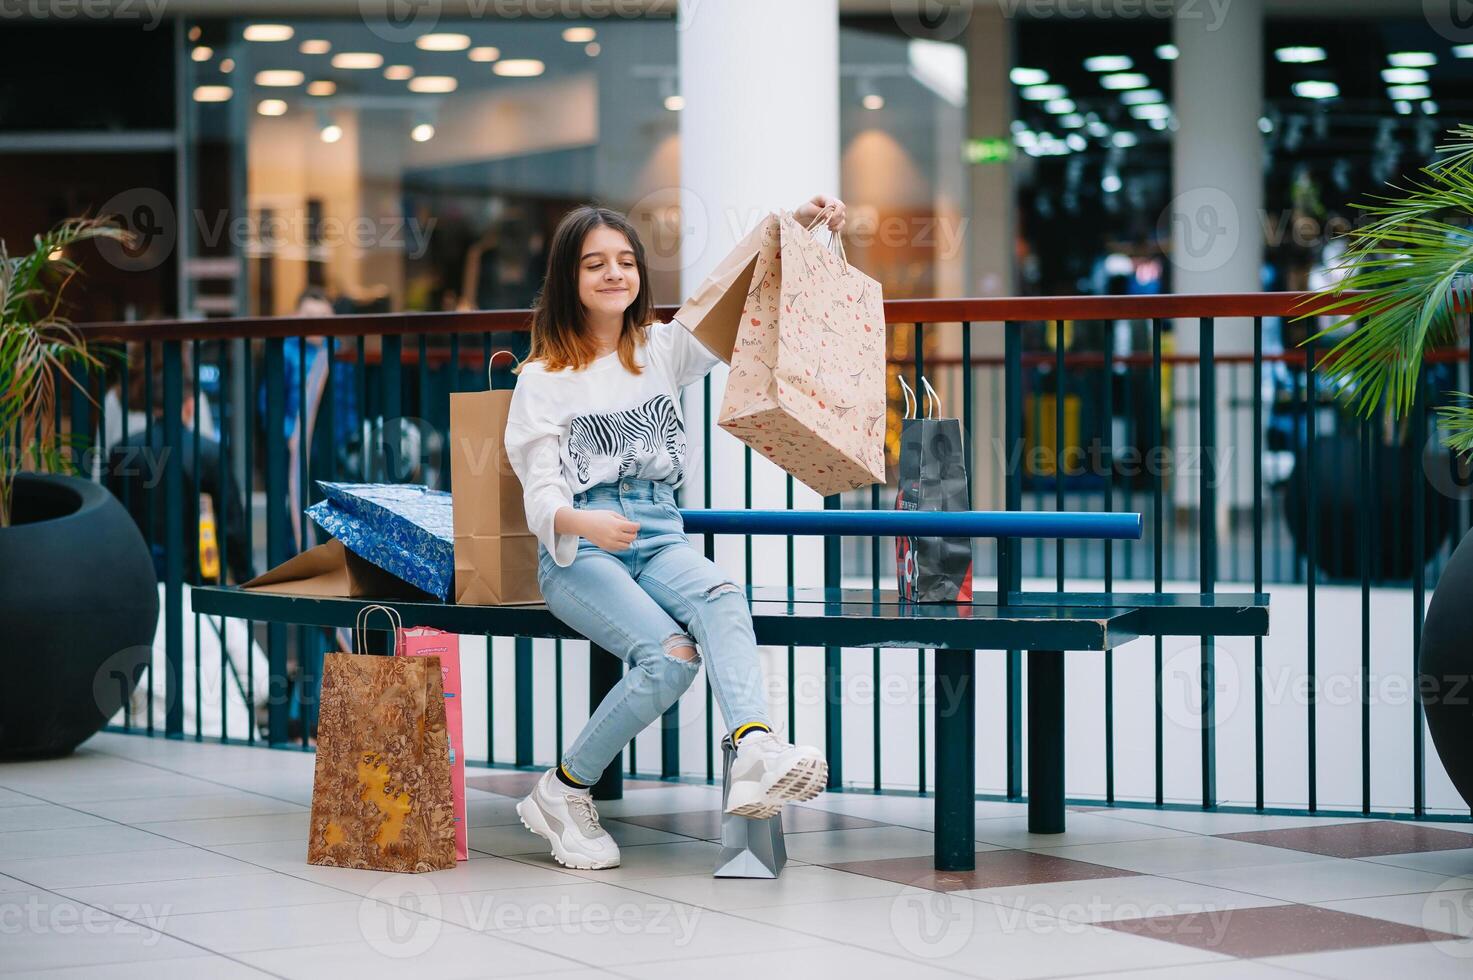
[1199,317,1217,809]
[162,341,184,739]
[263,336,289,744]
[823,490,843,791]
[515,636,533,768]
[1003,320,1023,798]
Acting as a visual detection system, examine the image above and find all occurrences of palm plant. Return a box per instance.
[0,217,132,527]
[1306,124,1473,449]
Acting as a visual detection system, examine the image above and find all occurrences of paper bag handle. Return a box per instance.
[354,604,404,656]
[898,375,917,420]
[801,204,849,268]
[921,376,941,419]
[488,349,518,391]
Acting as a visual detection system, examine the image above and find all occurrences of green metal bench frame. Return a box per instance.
[190,584,1269,871]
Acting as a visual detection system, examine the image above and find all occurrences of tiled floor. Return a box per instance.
[2,734,1472,979]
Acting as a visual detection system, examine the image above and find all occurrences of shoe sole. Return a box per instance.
[514,797,620,870]
[726,755,829,820]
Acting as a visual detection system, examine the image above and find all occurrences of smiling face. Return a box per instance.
[577,224,640,322]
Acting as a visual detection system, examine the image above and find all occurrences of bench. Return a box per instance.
[191,578,1268,873]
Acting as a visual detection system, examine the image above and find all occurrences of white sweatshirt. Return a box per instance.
[504,318,719,567]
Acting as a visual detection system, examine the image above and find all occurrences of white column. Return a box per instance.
[1170,0,1263,550]
[678,0,839,590]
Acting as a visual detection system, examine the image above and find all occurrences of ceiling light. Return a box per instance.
[188,25,200,41]
[299,39,330,55]
[219,58,234,73]
[1120,89,1163,105]
[1456,44,1473,58]
[243,24,293,42]
[1382,68,1429,83]
[1395,100,1413,115]
[665,94,685,111]
[585,42,601,57]
[384,65,414,80]
[1259,116,1274,133]
[408,75,458,93]
[1066,134,1087,151]
[411,123,435,142]
[1388,52,1436,67]
[1087,120,1109,137]
[1276,46,1326,63]
[1100,73,1149,90]
[1111,131,1138,148]
[493,59,544,77]
[1010,67,1048,86]
[469,46,500,62]
[1084,55,1132,72]
[1044,98,1075,114]
[191,46,212,62]
[563,27,596,43]
[257,99,288,116]
[1021,84,1067,101]
[1149,117,1169,131]
[255,70,304,87]
[417,33,471,51]
[306,80,335,96]
[1156,44,1178,61]
[1059,114,1084,128]
[1102,173,1123,193]
[1424,100,1440,114]
[1129,104,1171,119]
[1292,80,1339,99]
[332,52,383,69]
[1388,85,1432,100]
[192,85,232,103]
[320,124,343,144]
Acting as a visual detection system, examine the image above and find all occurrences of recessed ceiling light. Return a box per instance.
[1388,51,1436,67]
[1120,89,1164,105]
[306,80,335,96]
[1065,134,1086,151]
[1087,120,1109,137]
[188,25,200,41]
[191,46,213,62]
[1100,73,1149,90]
[408,75,458,93]
[1424,100,1440,114]
[1059,114,1084,128]
[257,99,288,116]
[416,33,470,51]
[320,123,343,144]
[1292,80,1339,99]
[1044,98,1076,114]
[243,24,293,42]
[1148,117,1168,131]
[384,65,415,80]
[332,52,383,70]
[468,46,500,62]
[1387,84,1432,99]
[1010,67,1048,86]
[1084,55,1132,72]
[1111,131,1139,148]
[585,42,600,57]
[1020,84,1066,101]
[861,93,883,110]
[493,59,544,77]
[1156,44,1178,61]
[563,27,596,43]
[1382,68,1429,83]
[193,85,232,102]
[666,94,686,111]
[1395,100,1413,115]
[219,58,234,73]
[299,39,331,55]
[255,70,304,87]
[1259,116,1274,133]
[411,123,436,142]
[1456,44,1473,58]
[1276,46,1325,63]
[1130,103,1171,119]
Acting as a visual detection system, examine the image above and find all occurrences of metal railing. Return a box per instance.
[68,292,1473,819]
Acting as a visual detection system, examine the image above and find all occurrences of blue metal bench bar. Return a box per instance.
[681,509,1143,540]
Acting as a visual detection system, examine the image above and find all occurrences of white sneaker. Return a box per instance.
[516,769,621,870]
[724,732,828,819]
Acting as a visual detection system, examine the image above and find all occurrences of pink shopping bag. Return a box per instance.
[398,627,468,861]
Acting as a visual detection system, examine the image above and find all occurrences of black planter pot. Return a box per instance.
[1285,428,1454,581]
[0,473,158,759]
[1422,527,1473,809]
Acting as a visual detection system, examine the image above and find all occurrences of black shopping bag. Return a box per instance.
[895,377,974,603]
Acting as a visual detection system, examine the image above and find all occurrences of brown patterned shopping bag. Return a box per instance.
[675,207,886,496]
[306,606,456,873]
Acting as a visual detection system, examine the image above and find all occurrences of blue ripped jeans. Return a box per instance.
[537,477,773,785]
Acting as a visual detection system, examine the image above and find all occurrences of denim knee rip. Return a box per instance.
[702,581,742,601]
[662,632,700,663]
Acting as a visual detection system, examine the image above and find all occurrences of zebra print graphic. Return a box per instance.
[565,394,686,486]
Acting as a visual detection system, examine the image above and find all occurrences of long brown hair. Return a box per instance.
[521,205,654,374]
